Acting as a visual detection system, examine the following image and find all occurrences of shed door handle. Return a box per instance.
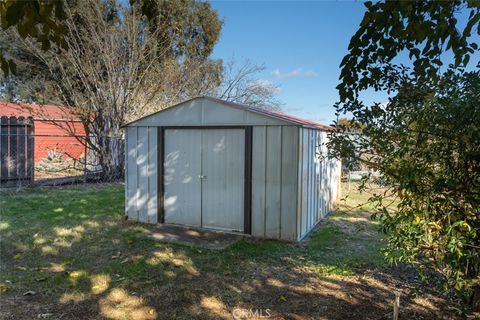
[198,175,207,179]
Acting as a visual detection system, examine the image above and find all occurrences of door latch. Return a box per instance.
[198,175,207,179]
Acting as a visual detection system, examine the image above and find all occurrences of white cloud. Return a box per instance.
[271,68,318,79]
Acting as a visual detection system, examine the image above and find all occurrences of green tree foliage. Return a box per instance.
[0,0,225,180]
[0,0,67,75]
[331,0,480,310]
[1,0,281,180]
[0,0,224,105]
[0,29,60,103]
[135,0,222,61]
[338,0,480,102]
[378,71,480,305]
[348,70,479,295]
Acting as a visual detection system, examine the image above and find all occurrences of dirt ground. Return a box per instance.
[0,261,460,320]
[0,184,468,319]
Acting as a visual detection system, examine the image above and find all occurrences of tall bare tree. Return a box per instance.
[216,59,282,111]
[1,1,282,180]
[146,58,283,112]
[3,0,223,180]
[19,1,173,179]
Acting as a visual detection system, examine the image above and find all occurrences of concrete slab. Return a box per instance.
[138,224,243,249]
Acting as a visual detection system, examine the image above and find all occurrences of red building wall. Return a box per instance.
[33,120,86,162]
[1,102,86,163]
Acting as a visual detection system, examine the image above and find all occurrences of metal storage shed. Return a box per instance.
[125,97,341,241]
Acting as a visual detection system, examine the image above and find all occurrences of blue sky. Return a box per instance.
[210,1,375,124]
[209,1,479,125]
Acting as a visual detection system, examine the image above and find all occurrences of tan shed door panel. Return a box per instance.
[164,129,202,227]
[201,129,245,232]
[163,128,245,232]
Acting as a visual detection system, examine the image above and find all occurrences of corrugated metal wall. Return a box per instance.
[163,129,202,227]
[128,98,290,127]
[162,128,245,231]
[201,129,245,232]
[125,124,340,241]
[251,126,299,241]
[297,128,341,240]
[125,126,158,223]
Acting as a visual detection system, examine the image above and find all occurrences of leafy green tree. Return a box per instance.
[0,28,61,103]
[136,0,222,61]
[0,0,224,104]
[0,0,67,75]
[331,0,480,310]
[338,0,479,102]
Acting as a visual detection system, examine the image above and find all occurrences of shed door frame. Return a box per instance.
[158,126,252,234]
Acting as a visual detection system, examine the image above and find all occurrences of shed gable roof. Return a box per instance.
[126,96,333,131]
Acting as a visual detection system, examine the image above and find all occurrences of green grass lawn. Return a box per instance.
[0,184,453,319]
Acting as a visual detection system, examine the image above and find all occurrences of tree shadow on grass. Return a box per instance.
[0,185,457,319]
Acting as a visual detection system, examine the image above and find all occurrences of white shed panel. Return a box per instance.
[125,97,341,241]
[127,98,292,127]
[164,129,202,227]
[250,126,299,240]
[125,126,159,223]
[201,129,245,232]
[296,129,342,240]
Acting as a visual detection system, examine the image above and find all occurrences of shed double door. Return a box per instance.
[164,129,245,232]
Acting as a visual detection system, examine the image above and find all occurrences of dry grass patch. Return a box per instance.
[0,183,461,319]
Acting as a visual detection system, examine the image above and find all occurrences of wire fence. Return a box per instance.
[0,132,125,189]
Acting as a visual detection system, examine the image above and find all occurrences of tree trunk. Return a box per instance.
[96,136,124,182]
[472,285,480,312]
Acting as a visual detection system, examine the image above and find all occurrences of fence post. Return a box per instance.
[27,117,34,184]
[0,116,8,182]
[84,136,87,189]
[17,116,26,187]
[393,292,400,320]
[8,116,17,183]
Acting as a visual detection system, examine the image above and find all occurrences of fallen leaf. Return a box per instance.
[279,295,287,302]
[0,283,10,294]
[415,215,421,224]
[37,313,53,318]
[35,277,47,282]
[111,252,121,259]
[15,265,27,271]
[67,271,82,279]
[23,290,36,296]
